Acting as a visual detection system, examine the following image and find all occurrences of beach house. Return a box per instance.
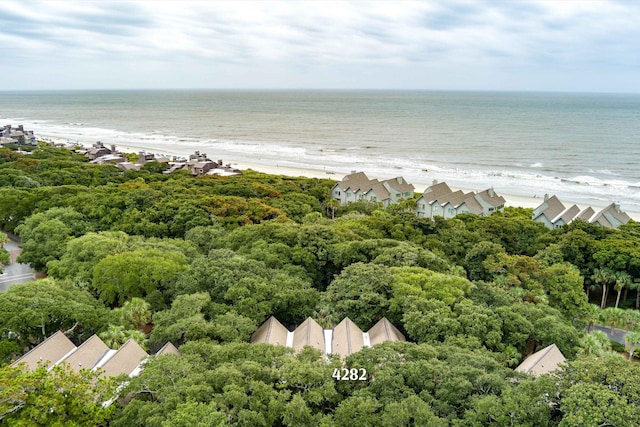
[532,195,631,229]
[415,180,504,219]
[331,172,414,207]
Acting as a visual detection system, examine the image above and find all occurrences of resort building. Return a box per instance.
[11,330,179,378]
[250,316,405,358]
[331,171,414,207]
[532,194,630,229]
[415,180,505,219]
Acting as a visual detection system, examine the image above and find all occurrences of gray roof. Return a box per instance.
[332,317,364,358]
[383,176,415,194]
[250,316,289,346]
[515,344,566,376]
[63,334,109,372]
[292,317,325,354]
[476,188,506,207]
[533,195,566,222]
[156,342,181,357]
[98,339,148,378]
[552,204,580,224]
[11,331,76,370]
[421,182,453,203]
[367,318,405,346]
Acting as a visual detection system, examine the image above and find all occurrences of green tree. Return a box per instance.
[591,268,615,309]
[624,331,640,361]
[121,297,153,330]
[92,248,187,308]
[542,262,588,319]
[149,292,216,350]
[613,271,632,309]
[579,331,611,356]
[322,262,394,330]
[0,279,109,362]
[0,362,118,425]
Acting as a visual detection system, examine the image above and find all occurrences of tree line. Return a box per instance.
[1,144,640,426]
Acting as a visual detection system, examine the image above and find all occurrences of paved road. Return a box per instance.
[591,325,629,346]
[0,237,37,291]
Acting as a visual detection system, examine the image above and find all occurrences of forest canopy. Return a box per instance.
[1,145,640,426]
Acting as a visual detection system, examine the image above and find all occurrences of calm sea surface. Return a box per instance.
[1,90,639,210]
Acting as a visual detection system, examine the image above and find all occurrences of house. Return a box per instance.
[249,316,405,357]
[515,343,566,376]
[332,317,364,358]
[331,172,415,207]
[474,188,506,216]
[1,124,37,145]
[590,203,631,228]
[532,195,630,229]
[292,317,325,355]
[415,180,503,219]
[415,181,453,218]
[11,331,179,379]
[532,195,569,229]
[331,171,377,205]
[82,142,115,160]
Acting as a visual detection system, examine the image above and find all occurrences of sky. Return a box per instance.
[0,0,639,92]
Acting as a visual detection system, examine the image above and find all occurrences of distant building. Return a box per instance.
[532,194,630,229]
[331,171,414,207]
[250,316,405,357]
[415,180,504,219]
[0,124,37,145]
[515,343,566,376]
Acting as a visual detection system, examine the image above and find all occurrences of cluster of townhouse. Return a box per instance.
[251,316,405,359]
[532,194,630,229]
[78,142,242,176]
[331,172,506,219]
[330,171,415,207]
[415,180,506,219]
[0,124,37,146]
[11,330,178,378]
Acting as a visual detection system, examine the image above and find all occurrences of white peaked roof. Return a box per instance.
[515,344,566,376]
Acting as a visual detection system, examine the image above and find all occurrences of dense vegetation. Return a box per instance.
[1,144,640,426]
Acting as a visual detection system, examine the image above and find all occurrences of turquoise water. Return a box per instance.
[1,90,639,210]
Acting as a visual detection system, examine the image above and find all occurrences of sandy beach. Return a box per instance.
[46,136,640,222]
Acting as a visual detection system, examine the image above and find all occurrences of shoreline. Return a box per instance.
[43,136,640,222]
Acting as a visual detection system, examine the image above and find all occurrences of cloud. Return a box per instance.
[0,0,639,90]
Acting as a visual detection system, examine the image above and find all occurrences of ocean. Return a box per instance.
[1,90,639,212]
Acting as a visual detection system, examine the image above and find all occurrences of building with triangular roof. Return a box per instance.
[250,316,289,346]
[515,344,566,376]
[292,317,325,354]
[533,195,630,229]
[10,331,76,371]
[367,318,405,346]
[331,318,364,358]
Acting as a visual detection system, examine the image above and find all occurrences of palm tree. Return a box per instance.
[99,325,127,349]
[621,309,640,331]
[325,199,339,220]
[614,271,632,308]
[580,331,610,356]
[625,331,640,361]
[592,268,615,309]
[629,279,640,310]
[602,307,625,334]
[122,297,152,330]
[583,304,600,333]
